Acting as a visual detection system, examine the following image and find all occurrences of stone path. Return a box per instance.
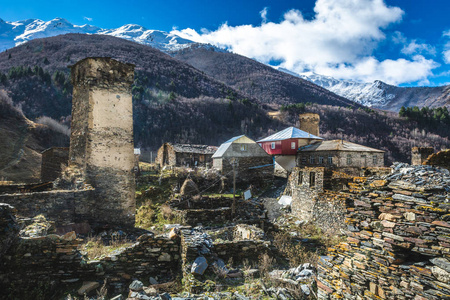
[258,178,287,221]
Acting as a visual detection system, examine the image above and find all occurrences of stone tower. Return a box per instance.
[411,147,434,165]
[69,57,136,227]
[299,113,320,136]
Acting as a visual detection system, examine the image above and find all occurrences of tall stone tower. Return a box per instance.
[69,57,136,227]
[411,147,434,165]
[299,113,320,137]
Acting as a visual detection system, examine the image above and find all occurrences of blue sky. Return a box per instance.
[2,0,450,86]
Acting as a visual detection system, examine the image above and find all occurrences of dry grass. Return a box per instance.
[161,203,173,220]
[135,204,156,229]
[273,232,319,267]
[80,235,133,260]
[258,253,275,279]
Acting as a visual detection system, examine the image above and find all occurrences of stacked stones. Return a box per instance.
[0,229,181,297]
[318,163,450,299]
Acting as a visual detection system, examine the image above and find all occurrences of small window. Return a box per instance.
[310,172,316,187]
[328,156,333,164]
[240,144,248,151]
[318,156,324,164]
[301,157,307,164]
[298,171,303,185]
[373,155,378,165]
[347,154,352,165]
[291,142,296,149]
[310,156,315,164]
[271,142,276,149]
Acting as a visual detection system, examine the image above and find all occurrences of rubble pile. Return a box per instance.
[318,164,450,299]
[266,263,316,298]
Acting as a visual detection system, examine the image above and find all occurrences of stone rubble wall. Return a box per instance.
[317,164,450,300]
[0,189,94,228]
[0,227,181,298]
[289,167,350,234]
[174,207,232,227]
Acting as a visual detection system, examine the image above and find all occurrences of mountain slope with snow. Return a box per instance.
[0,17,197,52]
[282,69,450,111]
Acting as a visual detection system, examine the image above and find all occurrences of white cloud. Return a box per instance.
[260,7,268,24]
[443,30,450,64]
[172,0,439,85]
[401,40,436,56]
[83,17,93,22]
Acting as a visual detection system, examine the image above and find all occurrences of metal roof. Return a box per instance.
[212,135,247,158]
[299,140,384,153]
[257,127,322,142]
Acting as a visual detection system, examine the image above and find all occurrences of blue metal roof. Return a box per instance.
[257,127,322,142]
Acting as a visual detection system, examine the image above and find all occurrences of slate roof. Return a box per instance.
[299,140,384,153]
[170,143,218,155]
[257,127,322,142]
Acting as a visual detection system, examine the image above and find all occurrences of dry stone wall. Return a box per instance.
[0,189,94,229]
[0,228,181,298]
[318,163,450,300]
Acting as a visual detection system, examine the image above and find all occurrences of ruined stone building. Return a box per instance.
[156,143,217,168]
[69,57,136,227]
[0,57,137,230]
[41,147,69,182]
[286,167,353,233]
[212,135,273,181]
[411,146,434,165]
[297,139,385,176]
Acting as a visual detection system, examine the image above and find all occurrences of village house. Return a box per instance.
[156,143,218,168]
[297,139,385,175]
[257,126,322,172]
[212,135,273,182]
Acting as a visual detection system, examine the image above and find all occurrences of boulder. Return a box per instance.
[129,280,144,292]
[191,256,208,275]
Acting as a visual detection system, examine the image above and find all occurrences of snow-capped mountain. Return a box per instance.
[0,17,197,52]
[278,68,395,108]
[279,68,449,111]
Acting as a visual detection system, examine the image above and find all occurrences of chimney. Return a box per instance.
[299,113,320,137]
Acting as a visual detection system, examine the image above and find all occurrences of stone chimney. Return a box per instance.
[69,57,136,227]
[299,113,320,137]
[411,147,434,165]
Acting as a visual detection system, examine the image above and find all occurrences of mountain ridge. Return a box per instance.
[287,70,450,111]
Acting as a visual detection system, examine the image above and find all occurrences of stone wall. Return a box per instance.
[41,147,69,182]
[288,167,352,234]
[0,189,94,229]
[220,156,273,183]
[174,207,232,226]
[0,228,181,298]
[297,150,385,172]
[411,146,434,165]
[425,149,450,170]
[70,57,136,227]
[317,163,450,300]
